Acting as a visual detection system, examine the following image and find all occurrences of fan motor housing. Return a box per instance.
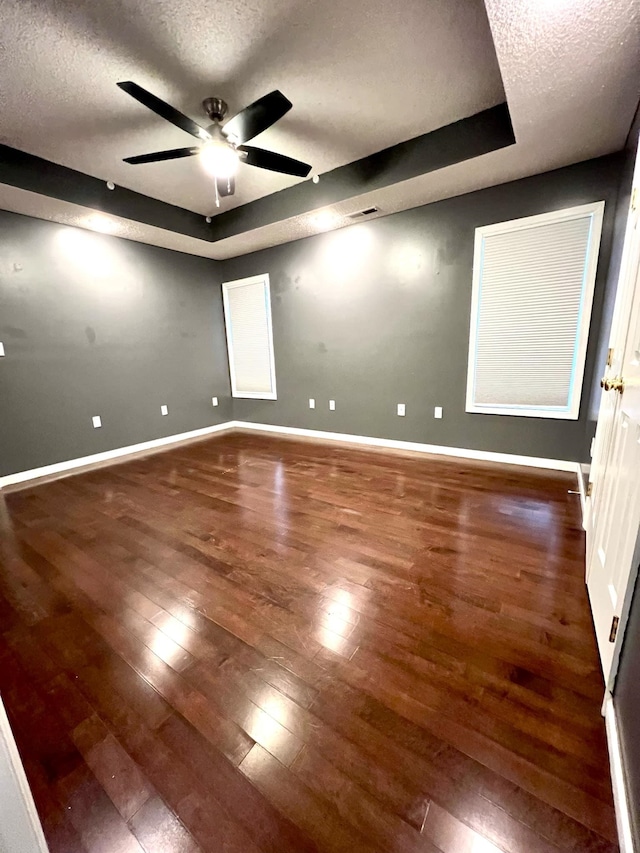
[203,97,228,122]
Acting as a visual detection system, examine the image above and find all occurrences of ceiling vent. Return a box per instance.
[347,206,379,220]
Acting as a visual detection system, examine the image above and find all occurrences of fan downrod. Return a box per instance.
[202,97,228,123]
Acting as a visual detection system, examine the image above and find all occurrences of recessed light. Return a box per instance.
[84,214,118,234]
[310,210,341,231]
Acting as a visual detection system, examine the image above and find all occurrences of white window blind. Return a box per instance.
[466,202,604,420]
[222,274,277,400]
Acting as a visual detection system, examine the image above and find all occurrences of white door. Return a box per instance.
[586,176,640,546]
[586,162,640,689]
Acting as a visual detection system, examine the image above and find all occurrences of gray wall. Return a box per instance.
[224,154,625,463]
[0,151,628,479]
[0,211,230,477]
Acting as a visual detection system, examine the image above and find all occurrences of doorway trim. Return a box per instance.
[604,694,635,853]
[0,698,49,853]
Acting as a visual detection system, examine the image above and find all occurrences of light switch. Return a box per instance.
[309,398,315,409]
[161,404,169,416]
[397,403,406,416]
[92,415,102,429]
[329,400,336,411]
[212,396,219,407]
[0,342,5,357]
[434,406,443,419]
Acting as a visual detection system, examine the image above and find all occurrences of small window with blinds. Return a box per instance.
[222,274,277,400]
[466,202,605,420]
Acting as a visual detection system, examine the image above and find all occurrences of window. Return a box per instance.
[466,201,605,420]
[222,273,277,399]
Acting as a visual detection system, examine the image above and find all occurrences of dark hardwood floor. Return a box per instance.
[0,433,617,853]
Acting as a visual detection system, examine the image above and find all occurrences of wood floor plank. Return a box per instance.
[128,794,203,853]
[157,712,321,853]
[0,433,618,853]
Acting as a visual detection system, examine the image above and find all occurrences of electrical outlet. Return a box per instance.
[309,398,315,409]
[161,404,168,416]
[397,403,406,416]
[92,415,102,429]
[0,342,5,357]
[434,406,443,419]
[329,400,336,411]
[212,396,219,407]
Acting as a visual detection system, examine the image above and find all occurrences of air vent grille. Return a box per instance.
[347,207,379,220]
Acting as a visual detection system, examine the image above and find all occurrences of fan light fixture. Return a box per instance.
[200,139,239,179]
[117,82,312,203]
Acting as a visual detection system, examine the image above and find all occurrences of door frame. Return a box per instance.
[0,697,49,853]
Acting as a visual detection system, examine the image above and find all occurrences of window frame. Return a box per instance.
[465,201,605,420]
[222,273,278,401]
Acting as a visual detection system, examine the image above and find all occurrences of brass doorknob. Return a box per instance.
[600,376,625,393]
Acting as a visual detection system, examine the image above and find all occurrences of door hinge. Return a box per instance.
[609,615,620,643]
[586,482,593,498]
[606,347,614,368]
[632,187,638,212]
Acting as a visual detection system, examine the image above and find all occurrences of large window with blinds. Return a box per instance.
[222,273,277,400]
[466,202,605,420]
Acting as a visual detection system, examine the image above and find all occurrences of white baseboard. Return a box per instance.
[604,694,635,853]
[231,421,581,473]
[577,466,588,530]
[0,419,581,491]
[0,421,235,490]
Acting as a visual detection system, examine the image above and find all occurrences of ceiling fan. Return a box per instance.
[117,81,312,203]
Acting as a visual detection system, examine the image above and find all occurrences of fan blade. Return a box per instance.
[123,147,200,164]
[117,81,210,141]
[216,176,235,197]
[239,145,311,177]
[222,90,292,144]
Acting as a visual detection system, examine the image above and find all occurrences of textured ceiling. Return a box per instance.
[0,0,638,257]
[214,0,640,257]
[0,0,504,215]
